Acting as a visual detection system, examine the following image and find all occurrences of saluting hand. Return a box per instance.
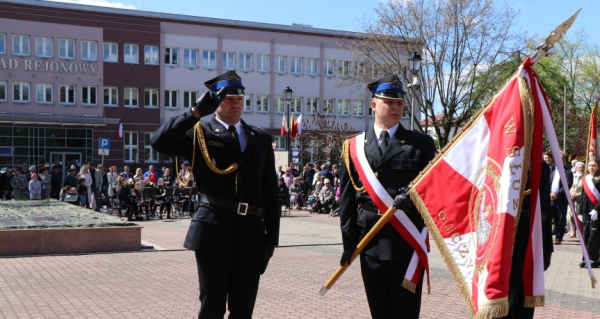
[191,88,227,118]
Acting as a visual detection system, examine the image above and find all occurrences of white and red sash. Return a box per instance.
[348,132,430,292]
[583,175,600,207]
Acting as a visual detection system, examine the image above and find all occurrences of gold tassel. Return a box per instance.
[402,278,417,293]
[473,298,509,319]
[342,139,367,193]
[524,296,545,308]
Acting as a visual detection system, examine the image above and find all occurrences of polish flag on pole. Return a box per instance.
[281,114,288,136]
[116,123,123,138]
[291,114,303,138]
[587,102,598,164]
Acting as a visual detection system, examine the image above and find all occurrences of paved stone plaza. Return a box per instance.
[0,210,599,318]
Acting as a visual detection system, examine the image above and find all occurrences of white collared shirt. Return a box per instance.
[373,122,399,146]
[214,117,248,152]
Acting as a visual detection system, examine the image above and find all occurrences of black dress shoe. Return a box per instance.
[580,262,586,268]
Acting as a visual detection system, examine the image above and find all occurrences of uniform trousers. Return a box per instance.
[360,254,423,319]
[195,251,262,319]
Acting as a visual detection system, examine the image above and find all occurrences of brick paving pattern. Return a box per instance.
[0,208,598,318]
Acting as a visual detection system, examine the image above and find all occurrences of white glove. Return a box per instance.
[578,214,583,222]
[590,210,599,221]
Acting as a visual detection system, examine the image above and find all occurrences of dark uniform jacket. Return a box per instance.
[151,111,280,261]
[340,124,436,260]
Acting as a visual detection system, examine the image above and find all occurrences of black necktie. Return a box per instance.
[228,126,241,154]
[380,130,389,155]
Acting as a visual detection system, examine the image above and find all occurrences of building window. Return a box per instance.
[275,56,286,73]
[165,47,178,65]
[124,44,139,64]
[12,35,30,56]
[290,57,303,74]
[165,90,178,108]
[59,84,75,104]
[244,94,253,112]
[104,42,118,62]
[306,97,318,114]
[203,50,217,68]
[144,89,158,108]
[0,81,6,101]
[124,132,138,162]
[81,41,97,61]
[324,59,334,76]
[12,82,30,102]
[307,58,318,75]
[184,49,198,67]
[273,136,286,150]
[144,45,159,65]
[82,86,97,105]
[36,83,53,103]
[291,97,302,113]
[354,61,365,76]
[353,100,364,116]
[36,37,53,58]
[222,52,234,69]
[256,95,269,112]
[239,53,252,71]
[257,54,269,72]
[104,87,118,106]
[368,107,374,117]
[291,137,300,150]
[59,39,75,59]
[274,96,284,113]
[323,98,334,115]
[0,33,5,54]
[184,91,197,108]
[338,99,350,116]
[338,60,350,76]
[144,133,159,162]
[124,88,138,107]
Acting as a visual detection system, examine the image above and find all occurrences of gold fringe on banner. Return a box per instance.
[402,279,417,294]
[524,296,545,308]
[473,298,509,319]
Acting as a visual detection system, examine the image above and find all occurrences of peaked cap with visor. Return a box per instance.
[203,70,245,96]
[367,74,406,100]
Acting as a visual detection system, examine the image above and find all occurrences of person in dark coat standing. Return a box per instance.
[301,163,316,199]
[338,74,436,319]
[577,158,600,268]
[50,165,63,199]
[150,70,280,319]
[0,168,14,200]
[543,151,573,244]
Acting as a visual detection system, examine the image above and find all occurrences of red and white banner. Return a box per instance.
[583,175,600,206]
[116,123,123,139]
[291,114,303,138]
[588,103,598,164]
[280,115,288,136]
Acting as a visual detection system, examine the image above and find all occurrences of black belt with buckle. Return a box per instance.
[200,194,264,217]
[359,202,383,215]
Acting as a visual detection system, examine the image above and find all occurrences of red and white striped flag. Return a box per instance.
[116,123,123,139]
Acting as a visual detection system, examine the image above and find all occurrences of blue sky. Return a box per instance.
[51,0,598,45]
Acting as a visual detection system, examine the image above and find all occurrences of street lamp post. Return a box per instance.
[407,51,422,131]
[284,86,293,165]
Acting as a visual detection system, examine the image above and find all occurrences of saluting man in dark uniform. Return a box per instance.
[151,70,280,319]
[338,74,436,319]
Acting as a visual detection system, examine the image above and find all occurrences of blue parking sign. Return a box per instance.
[99,138,111,149]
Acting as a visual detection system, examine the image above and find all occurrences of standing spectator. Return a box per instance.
[301,163,316,198]
[0,168,13,200]
[63,168,78,188]
[78,166,92,208]
[276,165,285,179]
[181,166,194,187]
[98,164,109,212]
[577,159,600,268]
[332,168,340,188]
[133,168,144,184]
[319,164,334,183]
[121,165,133,179]
[568,161,585,237]
[26,165,37,182]
[544,151,574,245]
[50,164,63,199]
[289,162,299,177]
[179,161,189,178]
[77,177,88,208]
[20,163,29,179]
[11,167,28,200]
[144,165,160,184]
[38,166,52,200]
[88,163,103,212]
[107,166,118,213]
[282,168,293,188]
[28,173,41,200]
[162,168,174,187]
[313,165,321,187]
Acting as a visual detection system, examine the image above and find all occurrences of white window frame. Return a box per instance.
[104,87,118,107]
[273,136,286,150]
[274,96,284,113]
[222,52,234,70]
[59,84,75,104]
[307,58,318,75]
[0,81,6,101]
[256,95,269,112]
[323,98,334,115]
[324,59,334,76]
[184,48,198,67]
[306,97,318,114]
[338,99,350,116]
[81,40,97,61]
[354,61,365,76]
[13,82,30,102]
[144,133,159,163]
[36,83,53,103]
[275,55,286,73]
[353,100,364,117]
[203,50,217,69]
[124,88,138,107]
[291,97,302,113]
[239,53,252,71]
[144,45,159,65]
[244,94,253,112]
[12,35,30,56]
[81,86,97,106]
[0,33,5,54]
[257,54,269,72]
[103,42,118,62]
[291,137,300,150]
[36,37,53,58]
[165,47,178,65]
[290,57,303,74]
[124,132,138,163]
[124,44,139,64]
[164,90,178,108]
[338,60,350,76]
[144,89,158,108]
[59,38,75,59]
[183,91,197,108]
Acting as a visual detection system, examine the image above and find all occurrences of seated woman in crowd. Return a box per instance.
[289,177,304,210]
[308,181,323,212]
[278,177,290,209]
[316,178,335,214]
[118,178,139,221]
[133,168,144,184]
[155,178,171,219]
